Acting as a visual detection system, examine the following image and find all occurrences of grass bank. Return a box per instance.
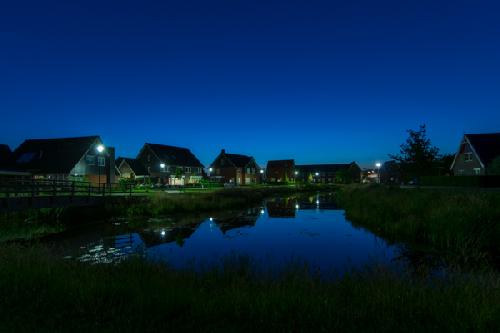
[337,185,500,267]
[0,244,499,332]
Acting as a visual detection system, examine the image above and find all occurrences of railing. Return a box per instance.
[0,179,135,198]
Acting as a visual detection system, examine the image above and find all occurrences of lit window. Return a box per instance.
[473,168,481,175]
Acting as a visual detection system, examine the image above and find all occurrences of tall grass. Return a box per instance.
[0,244,499,332]
[337,186,500,266]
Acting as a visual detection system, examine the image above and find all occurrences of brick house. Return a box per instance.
[11,136,115,185]
[451,133,500,175]
[266,159,295,183]
[210,149,260,185]
[116,157,150,183]
[295,162,361,183]
[136,143,204,185]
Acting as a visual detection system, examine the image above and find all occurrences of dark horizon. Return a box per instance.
[1,0,499,168]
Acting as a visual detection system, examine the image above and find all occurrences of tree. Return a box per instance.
[389,125,440,179]
[488,156,500,175]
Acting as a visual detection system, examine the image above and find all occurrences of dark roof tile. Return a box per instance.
[466,133,500,166]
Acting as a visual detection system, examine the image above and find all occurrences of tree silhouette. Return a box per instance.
[389,125,440,179]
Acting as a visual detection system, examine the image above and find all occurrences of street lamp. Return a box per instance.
[96,144,105,186]
[375,162,382,183]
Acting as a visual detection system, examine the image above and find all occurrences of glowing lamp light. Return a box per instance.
[294,171,299,175]
[315,172,319,176]
[96,144,105,153]
[160,163,166,169]
[209,217,213,221]
[160,230,166,236]
[375,162,382,168]
[209,167,213,172]
[260,209,265,214]
[295,204,299,209]
[316,200,320,205]
[260,169,264,174]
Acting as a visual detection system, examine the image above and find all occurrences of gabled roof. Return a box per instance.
[296,163,357,174]
[267,159,295,169]
[144,143,203,168]
[465,133,500,167]
[12,136,100,174]
[116,157,149,176]
[225,153,254,168]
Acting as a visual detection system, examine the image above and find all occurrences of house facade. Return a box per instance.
[210,149,260,185]
[11,136,116,185]
[451,133,500,175]
[136,143,204,185]
[116,157,149,182]
[296,162,361,183]
[266,159,295,183]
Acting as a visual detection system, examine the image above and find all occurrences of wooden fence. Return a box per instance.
[0,179,134,198]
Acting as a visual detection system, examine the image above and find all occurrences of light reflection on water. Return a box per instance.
[51,195,422,274]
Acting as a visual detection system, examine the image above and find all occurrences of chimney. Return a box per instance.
[221,149,226,154]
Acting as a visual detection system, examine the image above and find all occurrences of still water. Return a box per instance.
[48,194,414,274]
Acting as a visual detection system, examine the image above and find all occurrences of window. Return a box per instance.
[464,153,472,162]
[98,156,105,167]
[86,154,95,165]
[186,167,191,173]
[473,168,481,175]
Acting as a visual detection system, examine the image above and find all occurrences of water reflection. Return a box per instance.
[50,194,439,275]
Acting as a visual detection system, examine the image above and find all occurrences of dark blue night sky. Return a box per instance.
[1,0,499,167]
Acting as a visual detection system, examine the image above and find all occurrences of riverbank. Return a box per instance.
[0,185,337,242]
[1,244,498,332]
[336,185,500,268]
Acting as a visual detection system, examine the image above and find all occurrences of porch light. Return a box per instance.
[160,163,165,169]
[315,172,319,176]
[96,144,105,153]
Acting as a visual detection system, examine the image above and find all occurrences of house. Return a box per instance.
[380,160,402,184]
[209,149,260,185]
[266,159,295,183]
[0,144,13,170]
[136,143,204,185]
[11,136,115,185]
[451,133,500,175]
[116,157,149,182]
[0,144,31,182]
[295,162,361,183]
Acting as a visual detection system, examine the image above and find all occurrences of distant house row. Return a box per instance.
[0,136,363,185]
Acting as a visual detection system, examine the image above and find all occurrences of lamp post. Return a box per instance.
[96,144,105,188]
[160,163,165,185]
[375,162,382,183]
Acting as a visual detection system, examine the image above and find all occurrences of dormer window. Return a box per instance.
[464,153,472,162]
